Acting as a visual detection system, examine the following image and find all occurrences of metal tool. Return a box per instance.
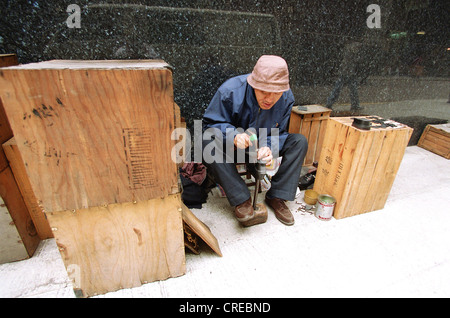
[253,159,266,209]
[240,131,268,227]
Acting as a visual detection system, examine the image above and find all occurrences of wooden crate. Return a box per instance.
[46,194,185,297]
[288,105,332,166]
[417,124,450,159]
[0,60,179,213]
[0,60,186,295]
[313,116,412,219]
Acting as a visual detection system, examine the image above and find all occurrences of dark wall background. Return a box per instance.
[1,0,449,130]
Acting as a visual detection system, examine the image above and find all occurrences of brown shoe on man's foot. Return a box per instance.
[265,197,295,226]
[234,198,255,222]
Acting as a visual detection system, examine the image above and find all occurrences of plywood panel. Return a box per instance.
[46,194,185,297]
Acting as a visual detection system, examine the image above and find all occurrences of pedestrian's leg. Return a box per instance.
[326,77,344,109]
[349,76,361,110]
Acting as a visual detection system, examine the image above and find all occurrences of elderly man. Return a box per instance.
[202,55,307,226]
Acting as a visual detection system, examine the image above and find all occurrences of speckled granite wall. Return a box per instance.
[1,1,448,129]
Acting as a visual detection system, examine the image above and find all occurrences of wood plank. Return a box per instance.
[372,128,412,210]
[288,112,302,135]
[0,54,18,68]
[348,129,386,217]
[46,194,185,297]
[3,138,53,239]
[304,112,321,164]
[337,130,371,217]
[0,60,179,212]
[182,203,222,257]
[313,119,340,192]
[361,129,397,214]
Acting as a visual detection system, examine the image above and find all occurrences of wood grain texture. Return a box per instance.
[0,60,179,212]
[288,105,331,166]
[46,194,185,297]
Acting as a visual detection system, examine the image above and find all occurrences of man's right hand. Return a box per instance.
[234,133,253,149]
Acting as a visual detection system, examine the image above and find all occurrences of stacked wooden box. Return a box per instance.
[313,116,412,219]
[288,105,332,166]
[0,60,186,296]
[417,123,450,159]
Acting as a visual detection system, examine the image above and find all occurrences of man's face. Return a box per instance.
[254,89,283,110]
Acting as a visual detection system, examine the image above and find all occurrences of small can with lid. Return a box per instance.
[314,194,336,221]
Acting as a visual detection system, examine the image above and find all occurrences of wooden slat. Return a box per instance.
[3,137,53,239]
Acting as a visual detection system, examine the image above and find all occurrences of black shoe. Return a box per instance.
[298,171,316,190]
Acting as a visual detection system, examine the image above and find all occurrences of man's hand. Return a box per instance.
[234,133,253,149]
[257,147,273,165]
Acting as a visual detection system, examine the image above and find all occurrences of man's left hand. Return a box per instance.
[257,147,273,165]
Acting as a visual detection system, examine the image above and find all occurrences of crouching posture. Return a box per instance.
[202,55,307,226]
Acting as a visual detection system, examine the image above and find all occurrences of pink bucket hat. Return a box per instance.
[247,55,290,93]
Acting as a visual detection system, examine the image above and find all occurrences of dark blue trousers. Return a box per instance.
[203,134,308,206]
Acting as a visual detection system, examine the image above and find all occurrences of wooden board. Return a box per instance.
[0,167,40,257]
[182,203,222,257]
[417,124,450,159]
[288,105,332,166]
[0,60,179,212]
[0,54,18,68]
[3,137,53,239]
[46,194,186,297]
[0,54,18,172]
[313,116,412,219]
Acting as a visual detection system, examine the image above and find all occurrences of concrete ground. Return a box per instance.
[0,98,449,298]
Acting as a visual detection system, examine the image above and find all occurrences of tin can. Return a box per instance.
[314,194,336,221]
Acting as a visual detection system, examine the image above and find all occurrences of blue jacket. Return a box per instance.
[202,74,295,156]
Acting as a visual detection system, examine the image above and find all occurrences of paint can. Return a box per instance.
[314,194,336,221]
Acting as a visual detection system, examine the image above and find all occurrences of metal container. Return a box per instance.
[314,194,336,221]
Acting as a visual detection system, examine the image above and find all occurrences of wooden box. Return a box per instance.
[288,105,332,166]
[0,60,185,296]
[417,124,450,159]
[0,60,179,213]
[313,116,412,219]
